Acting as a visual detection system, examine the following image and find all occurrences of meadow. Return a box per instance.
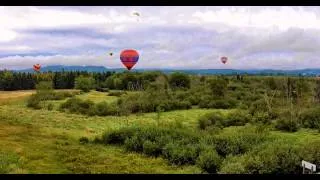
[1,71,320,174]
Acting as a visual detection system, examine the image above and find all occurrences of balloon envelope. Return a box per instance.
[221,57,228,64]
[120,49,139,70]
[33,64,41,72]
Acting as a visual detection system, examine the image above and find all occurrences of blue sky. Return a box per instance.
[0,6,320,70]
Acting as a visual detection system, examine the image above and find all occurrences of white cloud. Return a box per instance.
[0,6,320,70]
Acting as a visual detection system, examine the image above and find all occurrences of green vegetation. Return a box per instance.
[1,71,320,174]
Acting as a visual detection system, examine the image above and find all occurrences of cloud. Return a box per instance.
[1,6,320,70]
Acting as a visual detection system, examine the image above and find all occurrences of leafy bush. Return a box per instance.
[47,103,54,111]
[198,112,225,130]
[124,136,144,152]
[169,72,191,89]
[27,94,42,109]
[75,76,95,92]
[59,97,94,115]
[213,127,269,157]
[299,108,320,129]
[196,148,222,173]
[275,118,299,132]
[142,140,163,157]
[252,111,272,124]
[224,110,252,127]
[79,137,89,144]
[101,128,137,145]
[163,143,200,165]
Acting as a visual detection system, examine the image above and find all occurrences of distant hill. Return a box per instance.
[13,65,320,76]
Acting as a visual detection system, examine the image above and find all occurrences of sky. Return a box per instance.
[0,6,320,70]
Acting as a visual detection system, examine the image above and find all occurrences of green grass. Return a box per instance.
[0,90,202,174]
[1,90,320,174]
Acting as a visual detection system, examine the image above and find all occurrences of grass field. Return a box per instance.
[0,90,202,174]
[1,90,320,174]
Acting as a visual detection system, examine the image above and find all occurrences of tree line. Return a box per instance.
[0,70,114,91]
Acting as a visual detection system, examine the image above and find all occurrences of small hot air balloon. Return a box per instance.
[133,12,140,16]
[33,64,41,72]
[120,49,139,71]
[221,56,228,64]
[109,52,113,56]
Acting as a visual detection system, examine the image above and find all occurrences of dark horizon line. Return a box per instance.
[7,65,320,71]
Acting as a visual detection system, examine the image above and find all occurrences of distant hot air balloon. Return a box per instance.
[109,52,113,56]
[33,64,41,72]
[120,49,139,70]
[133,12,140,16]
[221,56,228,64]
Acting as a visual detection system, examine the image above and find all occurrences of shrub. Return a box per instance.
[79,137,89,144]
[299,108,320,129]
[275,118,299,132]
[26,95,42,109]
[169,72,191,89]
[142,140,163,157]
[101,128,137,145]
[198,95,213,108]
[124,136,144,152]
[94,102,110,116]
[196,148,222,173]
[213,127,268,157]
[59,97,94,115]
[163,143,200,165]
[198,112,225,130]
[252,111,272,124]
[224,110,251,127]
[47,103,54,111]
[75,76,95,92]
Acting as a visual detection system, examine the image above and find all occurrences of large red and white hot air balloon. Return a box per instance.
[120,49,139,70]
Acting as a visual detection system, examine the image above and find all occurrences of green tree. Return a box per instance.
[75,75,95,92]
[207,78,228,98]
[168,72,191,89]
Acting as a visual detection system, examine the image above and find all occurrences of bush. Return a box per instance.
[299,108,320,129]
[252,111,272,124]
[224,110,251,127]
[59,97,94,115]
[169,72,191,89]
[101,128,137,145]
[163,143,200,165]
[75,76,95,92]
[47,103,54,111]
[275,118,299,132]
[94,102,110,116]
[196,148,222,173]
[26,95,42,109]
[198,97,237,109]
[142,140,163,157]
[124,136,144,152]
[198,112,225,130]
[79,137,89,144]
[213,127,268,157]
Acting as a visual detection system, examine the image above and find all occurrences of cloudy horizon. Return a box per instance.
[0,6,320,70]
